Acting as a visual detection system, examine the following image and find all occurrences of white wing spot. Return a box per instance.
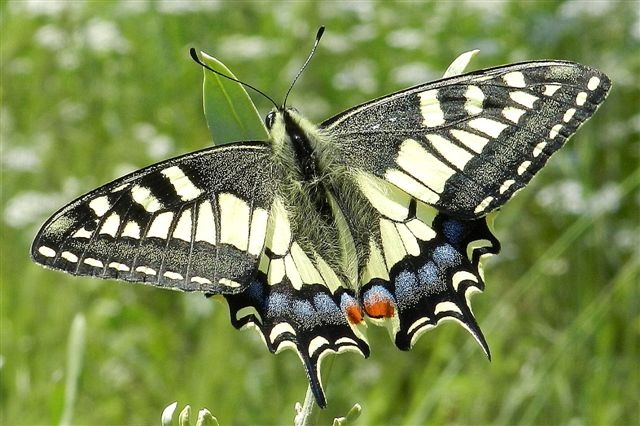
[267,258,286,285]
[84,258,104,268]
[270,322,297,343]
[464,85,484,115]
[385,168,440,205]
[474,196,494,214]
[418,89,445,127]
[111,183,129,193]
[434,301,463,316]
[38,246,56,258]
[361,239,390,285]
[219,193,250,251]
[163,271,184,280]
[356,172,411,221]
[61,251,79,263]
[426,134,473,170]
[195,201,217,245]
[503,71,526,88]
[248,207,269,256]
[533,142,547,157]
[314,254,344,293]
[543,84,561,96]
[172,209,192,242]
[576,92,588,106]
[89,196,110,217]
[407,318,433,337]
[135,266,157,276]
[468,117,509,138]
[122,221,141,239]
[191,276,212,285]
[72,227,93,239]
[549,123,563,139]
[131,185,163,213]
[517,160,531,175]
[99,212,120,237]
[499,179,516,194]
[161,166,203,201]
[452,270,478,291]
[284,254,303,290]
[396,223,420,256]
[397,138,455,194]
[108,262,130,272]
[147,212,174,239]
[449,129,489,153]
[509,91,539,108]
[587,76,600,91]
[267,198,292,257]
[219,278,241,288]
[407,218,437,241]
[380,218,407,270]
[502,106,527,124]
[308,336,330,357]
[563,108,576,123]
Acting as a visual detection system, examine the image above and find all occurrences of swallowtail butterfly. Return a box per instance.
[31,28,610,407]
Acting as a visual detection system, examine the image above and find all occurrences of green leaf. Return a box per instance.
[199,51,268,145]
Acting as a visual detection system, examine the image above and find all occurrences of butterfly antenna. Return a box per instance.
[282,26,325,108]
[189,48,278,109]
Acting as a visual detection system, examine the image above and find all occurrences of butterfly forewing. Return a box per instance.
[31,143,278,294]
[324,61,611,218]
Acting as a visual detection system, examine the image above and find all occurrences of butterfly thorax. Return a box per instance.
[266,108,359,286]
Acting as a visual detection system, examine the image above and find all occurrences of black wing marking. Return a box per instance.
[31,143,277,294]
[323,61,611,218]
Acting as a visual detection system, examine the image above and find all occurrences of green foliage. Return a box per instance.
[198,51,267,145]
[2,1,638,425]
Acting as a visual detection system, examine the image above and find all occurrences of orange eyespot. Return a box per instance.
[364,298,395,318]
[345,303,364,324]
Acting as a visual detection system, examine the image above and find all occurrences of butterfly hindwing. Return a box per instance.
[31,143,278,294]
[352,173,500,352]
[222,194,369,408]
[323,61,611,218]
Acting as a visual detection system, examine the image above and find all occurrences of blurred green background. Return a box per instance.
[2,1,638,425]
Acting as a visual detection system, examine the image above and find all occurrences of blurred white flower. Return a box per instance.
[386,28,424,50]
[535,179,623,216]
[81,19,129,54]
[391,62,437,86]
[333,60,378,94]
[34,24,67,50]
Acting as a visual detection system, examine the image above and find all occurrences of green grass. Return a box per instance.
[2,1,638,424]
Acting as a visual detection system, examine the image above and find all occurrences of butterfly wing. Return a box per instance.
[31,143,280,294]
[223,192,369,408]
[352,174,500,353]
[322,61,610,351]
[31,141,368,407]
[323,61,611,218]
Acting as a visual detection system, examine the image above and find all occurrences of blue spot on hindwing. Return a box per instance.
[313,292,343,326]
[394,269,420,307]
[432,244,460,268]
[442,218,464,244]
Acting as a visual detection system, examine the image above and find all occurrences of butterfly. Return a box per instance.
[31,27,610,407]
